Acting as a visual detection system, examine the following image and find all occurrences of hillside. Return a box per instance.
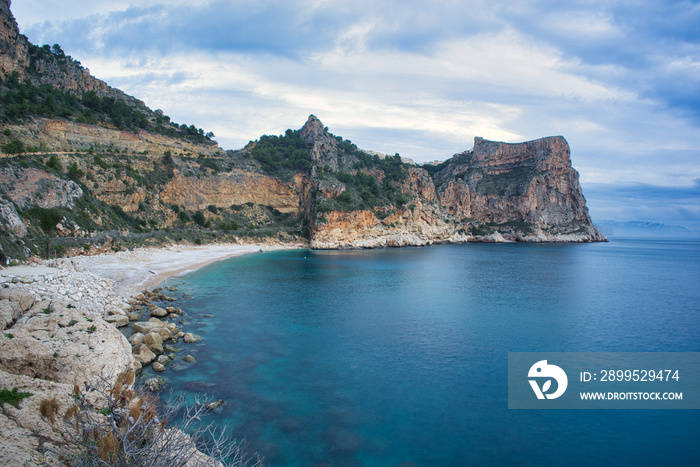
[0,0,604,260]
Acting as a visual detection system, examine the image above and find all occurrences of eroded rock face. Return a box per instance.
[0,303,133,386]
[0,167,83,210]
[0,369,80,465]
[301,114,341,171]
[0,0,140,105]
[159,170,301,214]
[435,136,605,242]
[310,130,604,248]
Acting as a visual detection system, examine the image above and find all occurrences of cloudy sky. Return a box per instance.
[10,0,700,229]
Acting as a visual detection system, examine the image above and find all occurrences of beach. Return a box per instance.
[68,242,304,296]
[1,242,304,296]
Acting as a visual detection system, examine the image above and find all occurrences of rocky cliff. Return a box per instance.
[0,0,142,107]
[0,0,603,257]
[305,116,604,248]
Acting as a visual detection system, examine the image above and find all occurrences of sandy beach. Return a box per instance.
[70,242,304,296]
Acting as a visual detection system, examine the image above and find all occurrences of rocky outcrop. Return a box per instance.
[2,117,223,157]
[0,0,25,80]
[0,0,143,107]
[307,118,604,248]
[0,166,83,210]
[0,369,82,465]
[159,170,302,214]
[0,271,134,463]
[435,136,605,242]
[301,115,341,172]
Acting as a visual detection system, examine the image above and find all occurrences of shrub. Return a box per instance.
[57,372,263,466]
[192,211,206,226]
[0,387,33,408]
[67,162,85,181]
[46,154,62,171]
[26,206,63,232]
[2,139,25,154]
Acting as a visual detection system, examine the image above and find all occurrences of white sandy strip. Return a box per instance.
[68,243,303,296]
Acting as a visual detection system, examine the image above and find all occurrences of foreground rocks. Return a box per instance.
[127,290,206,378]
[0,264,217,465]
[0,272,134,463]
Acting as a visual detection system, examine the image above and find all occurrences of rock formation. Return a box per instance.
[0,0,604,257]
[0,276,134,464]
[304,116,604,248]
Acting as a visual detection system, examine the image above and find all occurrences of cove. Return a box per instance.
[146,240,700,466]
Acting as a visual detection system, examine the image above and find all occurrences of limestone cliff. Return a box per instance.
[305,116,604,248]
[434,136,605,242]
[0,0,222,158]
[0,0,142,107]
[0,0,604,256]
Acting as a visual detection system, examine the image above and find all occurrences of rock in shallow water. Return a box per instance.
[128,332,144,346]
[132,343,156,365]
[183,333,202,343]
[156,355,171,365]
[145,377,163,391]
[144,332,164,355]
[150,307,167,318]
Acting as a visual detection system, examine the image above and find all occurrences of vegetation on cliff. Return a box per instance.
[0,69,215,145]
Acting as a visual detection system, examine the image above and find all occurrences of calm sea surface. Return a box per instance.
[153,239,700,466]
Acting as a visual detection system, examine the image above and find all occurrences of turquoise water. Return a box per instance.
[156,239,700,466]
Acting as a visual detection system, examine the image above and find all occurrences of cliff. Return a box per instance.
[306,117,604,248]
[0,0,222,157]
[0,0,603,258]
[0,0,142,107]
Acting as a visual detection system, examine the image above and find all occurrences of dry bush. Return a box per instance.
[56,371,264,467]
[39,397,61,425]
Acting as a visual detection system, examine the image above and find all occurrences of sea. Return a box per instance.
[149,238,700,466]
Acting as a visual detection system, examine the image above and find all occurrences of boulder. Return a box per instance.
[143,332,163,355]
[152,362,166,372]
[128,332,145,346]
[154,327,173,341]
[132,344,156,365]
[183,333,202,343]
[150,307,167,318]
[132,322,155,334]
[105,314,129,328]
[183,355,196,363]
[144,377,163,391]
[156,355,171,365]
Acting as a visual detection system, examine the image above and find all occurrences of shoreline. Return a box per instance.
[0,241,303,463]
[63,242,304,297]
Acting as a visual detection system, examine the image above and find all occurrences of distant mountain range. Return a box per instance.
[594,220,700,238]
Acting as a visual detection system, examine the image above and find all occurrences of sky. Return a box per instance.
[10,0,700,229]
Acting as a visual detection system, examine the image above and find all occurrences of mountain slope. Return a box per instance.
[0,1,604,260]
